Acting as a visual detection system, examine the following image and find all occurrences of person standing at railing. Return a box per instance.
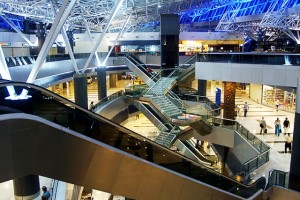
[259,117,267,135]
[89,101,94,110]
[243,102,249,117]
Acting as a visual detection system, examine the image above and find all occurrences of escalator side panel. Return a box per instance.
[0,114,244,200]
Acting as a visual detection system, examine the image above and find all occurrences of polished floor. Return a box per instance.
[0,79,295,199]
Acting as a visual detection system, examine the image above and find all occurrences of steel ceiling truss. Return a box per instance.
[215,1,248,31]
[259,0,300,43]
[1,0,300,35]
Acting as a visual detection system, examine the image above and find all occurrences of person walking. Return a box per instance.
[285,133,293,153]
[274,118,281,137]
[275,99,280,111]
[283,117,290,135]
[243,102,249,117]
[259,117,267,135]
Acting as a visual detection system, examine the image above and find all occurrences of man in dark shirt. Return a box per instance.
[283,117,290,135]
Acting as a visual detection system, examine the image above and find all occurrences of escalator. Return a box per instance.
[177,54,197,83]
[121,54,156,84]
[177,140,216,167]
[0,81,266,199]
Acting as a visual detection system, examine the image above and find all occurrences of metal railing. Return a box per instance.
[266,169,289,190]
[197,52,300,66]
[212,118,270,153]
[212,117,271,177]
[91,90,125,112]
[241,150,270,180]
[125,84,149,96]
[145,68,178,95]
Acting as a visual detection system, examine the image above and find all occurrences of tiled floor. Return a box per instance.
[0,81,295,199]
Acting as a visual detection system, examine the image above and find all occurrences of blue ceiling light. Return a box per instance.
[0,14,24,31]
[139,0,300,30]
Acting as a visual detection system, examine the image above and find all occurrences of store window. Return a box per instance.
[262,85,296,111]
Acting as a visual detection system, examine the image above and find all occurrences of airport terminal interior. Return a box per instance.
[1,0,300,200]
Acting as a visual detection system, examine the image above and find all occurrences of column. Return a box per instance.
[97,67,107,100]
[289,76,300,191]
[210,81,216,94]
[73,73,88,109]
[160,14,179,77]
[109,74,117,88]
[198,79,207,96]
[13,175,40,199]
[223,82,236,122]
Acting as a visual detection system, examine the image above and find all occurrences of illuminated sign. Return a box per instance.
[0,42,11,46]
[22,43,29,47]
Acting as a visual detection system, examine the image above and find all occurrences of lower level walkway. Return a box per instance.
[207,88,294,180]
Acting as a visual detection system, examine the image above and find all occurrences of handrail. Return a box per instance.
[266,169,288,190]
[173,92,270,176]
[183,54,198,65]
[168,90,187,110]
[241,148,271,178]
[145,68,176,94]
[212,117,271,153]
[50,179,59,200]
[91,90,125,112]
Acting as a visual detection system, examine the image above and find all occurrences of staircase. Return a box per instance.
[155,125,181,147]
[155,132,176,147]
[152,96,182,117]
[146,77,177,96]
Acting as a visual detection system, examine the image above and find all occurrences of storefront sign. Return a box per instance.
[0,42,11,46]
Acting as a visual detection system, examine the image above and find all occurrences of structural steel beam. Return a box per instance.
[82,0,124,72]
[102,13,132,66]
[26,0,77,84]
[0,14,33,46]
[62,26,79,73]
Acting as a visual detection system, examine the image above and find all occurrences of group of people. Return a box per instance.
[273,117,290,137]
[259,116,293,153]
[259,117,290,136]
